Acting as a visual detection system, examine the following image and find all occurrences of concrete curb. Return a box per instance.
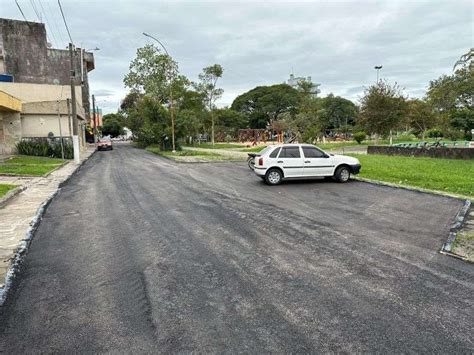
[441,199,471,254]
[353,176,472,201]
[0,185,27,209]
[0,149,96,306]
[353,176,472,262]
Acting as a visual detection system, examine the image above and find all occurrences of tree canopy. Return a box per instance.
[358,81,408,136]
[231,84,300,128]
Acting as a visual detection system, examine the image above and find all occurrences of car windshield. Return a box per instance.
[100,137,111,142]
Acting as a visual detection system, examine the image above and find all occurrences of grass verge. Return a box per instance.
[183,143,246,149]
[146,146,235,162]
[0,184,17,198]
[452,231,474,262]
[351,154,474,197]
[0,155,65,176]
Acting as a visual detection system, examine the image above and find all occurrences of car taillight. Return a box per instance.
[258,157,263,166]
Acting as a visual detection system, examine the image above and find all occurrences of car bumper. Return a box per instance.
[350,164,361,175]
[253,167,267,176]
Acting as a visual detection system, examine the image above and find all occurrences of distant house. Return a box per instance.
[0,18,95,154]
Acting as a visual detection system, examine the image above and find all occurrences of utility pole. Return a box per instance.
[92,94,97,146]
[69,43,80,163]
[67,98,72,138]
[374,65,383,82]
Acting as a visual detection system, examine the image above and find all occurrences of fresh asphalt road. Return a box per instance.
[0,144,473,353]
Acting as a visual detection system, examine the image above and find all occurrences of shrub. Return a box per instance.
[353,131,366,144]
[443,129,464,141]
[16,139,73,159]
[426,128,443,138]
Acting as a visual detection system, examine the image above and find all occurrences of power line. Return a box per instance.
[15,0,28,21]
[58,0,73,44]
[37,0,59,47]
[29,0,41,21]
[46,0,66,45]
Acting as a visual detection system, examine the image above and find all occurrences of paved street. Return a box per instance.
[0,144,472,353]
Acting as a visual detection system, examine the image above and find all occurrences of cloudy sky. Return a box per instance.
[2,0,472,113]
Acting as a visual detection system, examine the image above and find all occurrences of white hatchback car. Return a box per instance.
[252,144,361,185]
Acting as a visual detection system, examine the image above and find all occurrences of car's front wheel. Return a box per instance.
[334,165,351,183]
[265,168,283,185]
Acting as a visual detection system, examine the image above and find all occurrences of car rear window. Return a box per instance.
[257,146,272,155]
[279,147,301,158]
[269,147,281,158]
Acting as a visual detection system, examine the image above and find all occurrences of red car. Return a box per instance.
[97,137,113,151]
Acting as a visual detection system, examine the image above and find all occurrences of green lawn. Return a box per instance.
[183,143,247,149]
[0,155,65,176]
[0,184,17,198]
[351,154,474,197]
[147,146,236,161]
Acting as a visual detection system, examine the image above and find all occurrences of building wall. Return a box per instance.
[0,19,94,119]
[0,111,21,154]
[21,114,72,138]
[0,82,82,105]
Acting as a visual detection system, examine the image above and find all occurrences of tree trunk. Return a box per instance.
[389,130,393,145]
[211,111,215,146]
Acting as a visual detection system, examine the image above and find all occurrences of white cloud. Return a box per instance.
[2,0,472,113]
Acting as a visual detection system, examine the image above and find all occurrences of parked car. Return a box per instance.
[252,144,361,185]
[97,137,113,151]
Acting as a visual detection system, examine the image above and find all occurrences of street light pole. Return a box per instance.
[143,32,176,152]
[374,65,383,82]
[69,43,80,164]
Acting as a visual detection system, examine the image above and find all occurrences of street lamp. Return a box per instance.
[143,32,176,152]
[374,65,383,82]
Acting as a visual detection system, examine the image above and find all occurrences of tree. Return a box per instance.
[406,99,437,139]
[449,108,474,139]
[296,78,320,97]
[358,81,408,141]
[101,113,125,137]
[321,94,358,132]
[194,64,224,145]
[214,108,248,139]
[120,92,142,112]
[231,84,300,129]
[427,54,473,138]
[124,44,189,104]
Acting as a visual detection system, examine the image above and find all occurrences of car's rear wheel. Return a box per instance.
[334,165,351,183]
[265,168,282,185]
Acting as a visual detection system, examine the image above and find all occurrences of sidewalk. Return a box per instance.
[0,147,95,300]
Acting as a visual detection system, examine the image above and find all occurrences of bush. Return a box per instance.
[426,128,443,138]
[353,131,366,144]
[16,139,73,159]
[443,129,464,141]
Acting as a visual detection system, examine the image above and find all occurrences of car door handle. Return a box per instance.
[305,161,310,163]
[277,161,283,163]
